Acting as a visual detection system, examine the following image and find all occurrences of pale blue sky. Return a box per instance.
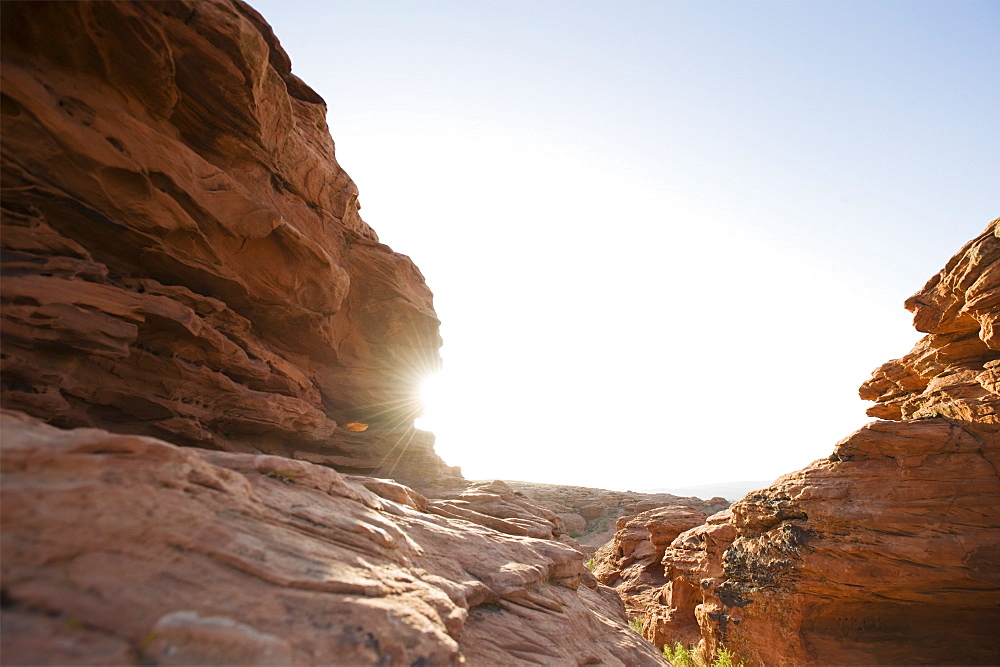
[251,0,998,490]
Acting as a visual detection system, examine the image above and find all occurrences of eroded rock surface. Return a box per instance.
[591,506,708,624]
[861,223,1000,423]
[0,0,454,488]
[0,411,665,665]
[649,219,1000,666]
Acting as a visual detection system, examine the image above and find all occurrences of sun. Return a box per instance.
[415,372,444,429]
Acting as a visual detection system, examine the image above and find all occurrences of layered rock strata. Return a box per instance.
[1,411,665,665]
[645,220,1000,665]
[0,0,454,488]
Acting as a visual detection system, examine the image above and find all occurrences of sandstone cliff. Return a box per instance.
[615,220,1000,665]
[0,1,668,663]
[0,0,453,488]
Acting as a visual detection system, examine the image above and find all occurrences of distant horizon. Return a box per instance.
[251,0,999,490]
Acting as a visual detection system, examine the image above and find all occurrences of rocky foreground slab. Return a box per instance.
[1,410,666,664]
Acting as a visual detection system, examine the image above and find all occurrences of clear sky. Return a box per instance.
[251,0,999,491]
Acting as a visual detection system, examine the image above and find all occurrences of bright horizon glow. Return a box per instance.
[252,0,999,492]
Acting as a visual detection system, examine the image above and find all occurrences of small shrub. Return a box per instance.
[584,557,595,572]
[263,470,295,484]
[662,642,743,667]
[663,642,696,666]
[628,616,644,634]
[713,646,742,667]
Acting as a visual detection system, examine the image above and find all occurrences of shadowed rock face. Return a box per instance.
[650,220,1000,666]
[0,0,453,487]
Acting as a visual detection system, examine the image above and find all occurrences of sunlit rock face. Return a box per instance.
[0,0,454,487]
[0,411,666,665]
[861,223,1000,423]
[652,219,1000,665]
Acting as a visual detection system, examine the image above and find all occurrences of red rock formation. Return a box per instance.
[0,0,453,487]
[651,219,1000,665]
[861,223,1000,423]
[0,410,665,665]
[591,506,709,623]
[430,480,573,541]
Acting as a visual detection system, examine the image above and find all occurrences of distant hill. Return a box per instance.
[641,480,773,502]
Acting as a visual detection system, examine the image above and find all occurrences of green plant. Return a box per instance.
[584,557,595,572]
[662,642,744,667]
[263,470,295,484]
[663,642,696,666]
[628,616,644,633]
[713,646,742,667]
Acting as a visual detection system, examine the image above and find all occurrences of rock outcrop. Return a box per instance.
[591,506,709,622]
[861,223,1000,423]
[0,0,453,488]
[503,480,730,552]
[647,220,1000,665]
[1,410,665,665]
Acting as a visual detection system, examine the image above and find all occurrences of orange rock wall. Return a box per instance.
[0,0,453,486]
[652,220,1000,665]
